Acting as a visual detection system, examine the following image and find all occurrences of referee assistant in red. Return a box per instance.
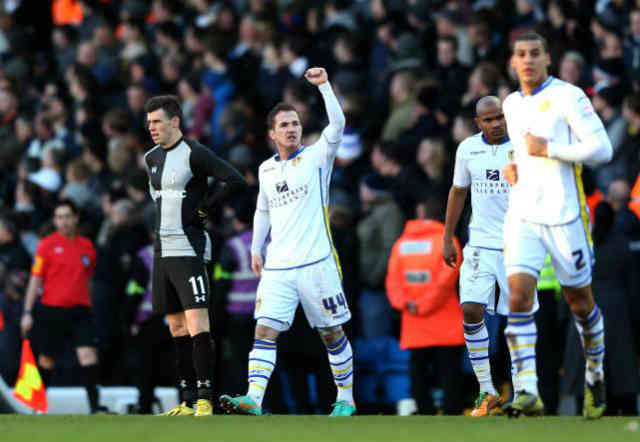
[20,199,104,413]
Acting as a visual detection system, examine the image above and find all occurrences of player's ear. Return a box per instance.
[268,129,276,142]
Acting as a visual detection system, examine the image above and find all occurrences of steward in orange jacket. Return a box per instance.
[386,219,464,350]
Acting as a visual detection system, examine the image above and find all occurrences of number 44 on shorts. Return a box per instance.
[322,293,346,315]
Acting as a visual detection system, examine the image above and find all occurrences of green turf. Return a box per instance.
[0,415,638,441]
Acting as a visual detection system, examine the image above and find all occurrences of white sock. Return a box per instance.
[574,305,605,385]
[504,312,538,396]
[463,321,497,395]
[326,335,354,405]
[247,339,276,406]
[511,360,522,400]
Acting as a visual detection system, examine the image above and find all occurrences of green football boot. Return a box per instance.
[329,400,356,416]
[505,391,544,418]
[583,380,606,420]
[219,394,262,415]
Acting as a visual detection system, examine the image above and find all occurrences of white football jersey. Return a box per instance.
[256,127,339,269]
[503,76,610,225]
[453,132,512,249]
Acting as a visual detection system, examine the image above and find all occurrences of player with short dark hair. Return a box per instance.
[502,32,612,418]
[21,199,103,413]
[144,94,247,417]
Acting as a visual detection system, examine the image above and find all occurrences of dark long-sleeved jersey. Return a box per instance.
[144,137,246,259]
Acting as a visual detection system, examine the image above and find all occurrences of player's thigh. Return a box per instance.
[70,306,99,350]
[543,219,592,288]
[166,257,211,311]
[151,258,182,315]
[255,268,299,331]
[504,216,547,280]
[297,258,351,329]
[459,245,499,314]
[493,252,540,314]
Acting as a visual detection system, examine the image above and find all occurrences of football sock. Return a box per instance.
[325,335,354,404]
[192,332,214,401]
[464,321,497,395]
[81,364,100,412]
[247,339,277,406]
[573,305,605,385]
[504,312,539,396]
[174,335,196,406]
[511,359,522,399]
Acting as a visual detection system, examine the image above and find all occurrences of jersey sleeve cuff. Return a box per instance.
[318,82,332,94]
[546,141,561,159]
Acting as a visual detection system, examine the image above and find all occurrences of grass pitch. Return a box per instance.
[0,415,638,441]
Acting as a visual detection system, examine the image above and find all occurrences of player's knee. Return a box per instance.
[254,324,279,341]
[38,355,55,370]
[564,286,594,318]
[185,308,210,335]
[318,326,344,346]
[166,313,188,336]
[462,303,484,324]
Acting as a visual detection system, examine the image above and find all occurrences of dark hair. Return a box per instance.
[624,92,640,115]
[267,102,298,130]
[438,35,458,51]
[513,32,549,53]
[144,95,183,125]
[54,198,79,215]
[421,193,447,222]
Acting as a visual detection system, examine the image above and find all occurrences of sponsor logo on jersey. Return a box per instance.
[263,167,275,173]
[151,189,186,199]
[275,181,289,193]
[469,151,485,155]
[268,184,309,208]
[151,166,157,174]
[486,169,500,181]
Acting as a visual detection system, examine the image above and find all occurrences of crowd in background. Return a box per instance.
[0,0,639,415]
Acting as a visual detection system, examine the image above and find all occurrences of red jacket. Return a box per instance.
[385,220,464,349]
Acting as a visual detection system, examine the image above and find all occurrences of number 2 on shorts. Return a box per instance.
[571,249,585,270]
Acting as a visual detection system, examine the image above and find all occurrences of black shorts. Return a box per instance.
[33,305,98,358]
[152,256,211,315]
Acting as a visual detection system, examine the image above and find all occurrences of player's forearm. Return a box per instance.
[546,131,613,166]
[23,276,41,313]
[444,187,468,240]
[251,208,270,255]
[318,82,345,142]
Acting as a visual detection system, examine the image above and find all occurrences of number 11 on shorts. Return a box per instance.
[189,275,207,303]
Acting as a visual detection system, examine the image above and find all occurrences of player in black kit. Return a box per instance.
[143,95,247,416]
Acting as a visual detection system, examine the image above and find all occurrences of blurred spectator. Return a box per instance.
[386,195,464,414]
[606,179,640,237]
[558,51,586,89]
[592,86,627,190]
[355,173,407,413]
[382,70,418,142]
[215,195,258,397]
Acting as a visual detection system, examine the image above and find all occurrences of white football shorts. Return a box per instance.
[254,256,350,331]
[504,213,593,288]
[459,245,541,315]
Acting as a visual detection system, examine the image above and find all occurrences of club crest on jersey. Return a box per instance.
[538,99,550,112]
[486,169,500,181]
[276,181,289,193]
[81,254,91,267]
